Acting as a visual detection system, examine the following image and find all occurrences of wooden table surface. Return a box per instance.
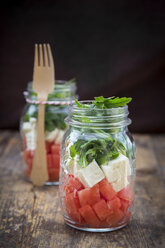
[0,131,165,248]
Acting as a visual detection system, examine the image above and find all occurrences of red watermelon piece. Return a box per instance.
[93,199,111,221]
[99,179,116,200]
[51,144,60,155]
[27,158,33,169]
[23,141,61,182]
[45,141,53,154]
[27,150,34,158]
[23,150,33,163]
[78,184,100,207]
[48,168,59,181]
[52,154,60,169]
[65,175,84,193]
[120,199,130,214]
[79,205,100,227]
[23,150,33,168]
[47,154,53,169]
[107,196,121,212]
[106,209,125,226]
[65,192,82,223]
[23,149,33,177]
[117,185,134,202]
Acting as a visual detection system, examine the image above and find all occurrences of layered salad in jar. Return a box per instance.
[21,79,76,183]
[60,96,136,231]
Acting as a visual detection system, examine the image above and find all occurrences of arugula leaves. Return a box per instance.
[29,78,76,100]
[45,110,67,131]
[23,105,67,131]
[93,96,132,109]
[70,137,126,167]
[70,96,132,167]
[24,79,76,131]
[75,96,132,109]
[74,99,89,108]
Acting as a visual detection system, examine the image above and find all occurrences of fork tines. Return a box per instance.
[34,43,54,67]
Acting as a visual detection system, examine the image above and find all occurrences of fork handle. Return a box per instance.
[30,103,48,186]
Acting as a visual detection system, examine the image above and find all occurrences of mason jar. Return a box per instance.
[59,101,136,232]
[20,79,77,185]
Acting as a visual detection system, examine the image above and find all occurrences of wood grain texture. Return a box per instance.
[0,131,165,248]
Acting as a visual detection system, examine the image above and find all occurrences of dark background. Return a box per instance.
[0,0,165,133]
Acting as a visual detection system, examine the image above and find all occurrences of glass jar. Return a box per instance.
[59,101,136,232]
[20,79,77,185]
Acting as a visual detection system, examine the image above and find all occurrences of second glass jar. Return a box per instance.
[20,79,77,185]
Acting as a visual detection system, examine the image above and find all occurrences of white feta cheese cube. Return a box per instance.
[29,117,37,124]
[101,154,131,183]
[25,130,37,150]
[45,129,59,142]
[23,119,37,150]
[112,176,129,192]
[73,156,81,175]
[55,130,65,144]
[22,122,32,133]
[66,158,74,174]
[66,155,81,175]
[77,160,105,188]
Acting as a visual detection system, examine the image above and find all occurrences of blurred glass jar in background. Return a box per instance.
[20,79,77,185]
[59,101,136,231]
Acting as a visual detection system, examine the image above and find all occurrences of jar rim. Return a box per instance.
[70,100,128,113]
[25,79,77,103]
[27,80,76,93]
[66,100,131,129]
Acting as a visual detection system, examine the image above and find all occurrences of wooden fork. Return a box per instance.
[30,44,55,186]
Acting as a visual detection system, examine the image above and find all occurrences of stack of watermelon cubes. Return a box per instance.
[64,174,134,228]
[23,139,60,181]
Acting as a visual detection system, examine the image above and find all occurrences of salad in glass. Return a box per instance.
[20,79,77,185]
[59,96,136,231]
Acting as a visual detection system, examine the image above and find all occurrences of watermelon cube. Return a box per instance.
[120,199,130,214]
[106,209,125,226]
[93,199,111,221]
[117,185,134,202]
[23,150,34,164]
[65,192,82,223]
[78,184,100,207]
[52,154,60,169]
[99,179,116,201]
[27,158,33,169]
[48,168,59,181]
[45,141,53,154]
[65,175,84,193]
[107,196,121,212]
[47,154,53,169]
[51,144,60,155]
[28,150,34,158]
[79,205,100,227]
